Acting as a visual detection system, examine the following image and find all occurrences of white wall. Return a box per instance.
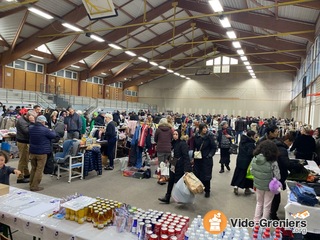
[138,64,293,118]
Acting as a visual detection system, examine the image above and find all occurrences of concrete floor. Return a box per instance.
[5,153,288,239]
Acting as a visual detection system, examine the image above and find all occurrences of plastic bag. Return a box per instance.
[172,177,195,204]
[246,162,254,180]
[183,172,205,194]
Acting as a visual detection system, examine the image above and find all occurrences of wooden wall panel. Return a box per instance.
[92,84,98,98]
[36,74,44,92]
[13,69,25,90]
[87,82,93,97]
[64,79,72,95]
[47,76,56,94]
[4,67,14,89]
[105,86,110,99]
[97,85,103,99]
[80,81,86,96]
[56,77,65,94]
[71,80,78,96]
[25,72,36,91]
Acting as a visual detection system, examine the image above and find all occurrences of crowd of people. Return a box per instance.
[1,106,320,225]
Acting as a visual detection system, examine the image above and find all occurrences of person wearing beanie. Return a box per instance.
[217,121,234,173]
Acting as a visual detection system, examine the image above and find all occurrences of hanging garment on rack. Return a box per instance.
[138,124,149,148]
[84,147,102,177]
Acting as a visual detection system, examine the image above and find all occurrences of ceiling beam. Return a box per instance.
[273,0,320,9]
[57,35,79,62]
[0,6,26,18]
[0,4,87,66]
[105,35,207,85]
[124,42,299,88]
[11,10,29,51]
[178,0,315,42]
[194,20,306,58]
[46,0,174,74]
[85,20,193,79]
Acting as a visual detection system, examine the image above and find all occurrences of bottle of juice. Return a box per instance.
[87,206,93,222]
[93,210,99,228]
[78,208,85,224]
[98,212,105,230]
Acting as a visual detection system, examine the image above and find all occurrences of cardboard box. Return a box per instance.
[0,183,9,196]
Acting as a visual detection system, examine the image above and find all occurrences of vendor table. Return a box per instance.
[285,180,320,234]
[0,187,136,240]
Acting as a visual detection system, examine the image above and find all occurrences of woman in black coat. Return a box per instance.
[158,129,192,204]
[217,121,233,173]
[270,132,295,220]
[193,123,217,198]
[231,130,256,195]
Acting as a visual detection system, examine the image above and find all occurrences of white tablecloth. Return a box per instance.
[284,181,320,234]
[0,187,137,240]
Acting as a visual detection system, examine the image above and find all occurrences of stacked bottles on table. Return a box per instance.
[125,209,190,240]
[64,197,123,229]
[252,225,282,240]
[184,215,250,240]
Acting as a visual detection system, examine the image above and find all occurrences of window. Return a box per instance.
[65,71,72,79]
[57,70,64,77]
[72,72,77,79]
[27,62,36,72]
[37,65,43,73]
[14,60,25,69]
[6,62,13,67]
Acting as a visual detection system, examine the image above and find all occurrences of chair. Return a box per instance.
[54,139,84,183]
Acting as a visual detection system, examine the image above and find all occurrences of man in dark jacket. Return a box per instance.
[101,113,117,170]
[64,107,82,139]
[95,110,106,126]
[235,116,246,144]
[29,115,56,191]
[270,132,295,220]
[16,110,37,183]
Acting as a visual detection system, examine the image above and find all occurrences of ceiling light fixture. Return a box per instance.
[219,15,231,28]
[125,51,136,57]
[149,61,158,66]
[246,66,252,70]
[28,7,54,20]
[30,54,44,59]
[62,23,82,32]
[174,72,180,76]
[101,72,107,75]
[226,31,237,39]
[138,56,148,62]
[71,65,80,68]
[248,69,254,73]
[108,43,122,50]
[208,0,224,12]
[241,56,248,61]
[89,34,105,42]
[237,49,245,55]
[180,75,186,78]
[243,61,250,66]
[158,66,166,70]
[186,77,191,80]
[232,41,241,49]
[167,69,174,73]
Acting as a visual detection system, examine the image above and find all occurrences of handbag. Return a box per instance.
[220,134,231,148]
[183,172,205,194]
[229,143,238,154]
[194,142,204,159]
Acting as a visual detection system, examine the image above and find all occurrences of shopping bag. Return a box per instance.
[172,177,195,204]
[246,162,254,180]
[159,162,169,176]
[183,172,205,194]
[229,143,238,154]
